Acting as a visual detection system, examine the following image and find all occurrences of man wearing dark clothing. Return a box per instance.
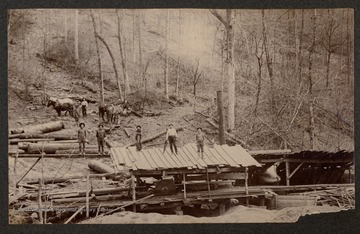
[166,124,178,154]
[81,98,88,117]
[78,123,87,155]
[196,127,205,158]
[96,123,106,155]
[135,125,142,151]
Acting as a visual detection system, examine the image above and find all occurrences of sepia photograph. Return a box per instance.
[7,8,354,224]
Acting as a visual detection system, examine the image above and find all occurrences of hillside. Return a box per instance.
[8,9,354,151]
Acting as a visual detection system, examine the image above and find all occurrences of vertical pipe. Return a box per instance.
[217,91,225,144]
[38,179,43,224]
[86,174,89,218]
[285,161,290,186]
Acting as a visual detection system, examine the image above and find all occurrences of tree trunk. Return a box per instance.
[308,10,317,150]
[64,9,68,44]
[346,9,351,87]
[116,10,130,99]
[10,121,65,135]
[255,55,262,115]
[88,160,115,174]
[175,10,181,97]
[132,10,137,84]
[298,9,304,85]
[217,91,225,144]
[96,33,122,100]
[164,9,170,100]
[90,10,104,104]
[262,10,275,113]
[22,143,98,154]
[225,10,236,132]
[137,12,143,89]
[74,9,79,63]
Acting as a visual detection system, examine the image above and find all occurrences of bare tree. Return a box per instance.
[253,34,265,116]
[90,10,104,104]
[116,10,130,99]
[175,10,181,97]
[164,9,170,100]
[74,9,79,64]
[191,59,202,96]
[137,11,143,89]
[210,9,236,132]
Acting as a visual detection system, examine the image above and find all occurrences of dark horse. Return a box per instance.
[47,97,74,117]
[99,103,114,123]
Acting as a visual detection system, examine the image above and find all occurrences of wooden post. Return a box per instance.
[131,172,136,212]
[245,167,249,206]
[13,150,19,193]
[206,167,211,198]
[217,91,225,144]
[64,206,85,224]
[86,175,90,218]
[183,172,186,199]
[38,179,43,224]
[16,157,42,186]
[285,161,290,186]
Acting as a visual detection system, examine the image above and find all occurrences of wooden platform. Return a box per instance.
[110,143,261,172]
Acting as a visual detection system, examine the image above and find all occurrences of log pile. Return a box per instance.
[295,187,355,208]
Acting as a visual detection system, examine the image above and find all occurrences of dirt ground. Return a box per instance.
[80,205,346,224]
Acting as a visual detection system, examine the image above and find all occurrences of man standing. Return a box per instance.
[196,127,205,158]
[166,124,178,155]
[81,98,88,117]
[96,123,106,155]
[78,122,87,155]
[135,125,142,151]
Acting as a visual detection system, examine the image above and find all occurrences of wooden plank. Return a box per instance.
[175,147,193,168]
[152,148,170,169]
[222,145,243,165]
[182,145,203,169]
[164,147,180,168]
[110,148,120,170]
[129,147,150,170]
[158,150,175,168]
[213,145,239,167]
[207,147,228,165]
[172,148,189,168]
[234,145,262,167]
[187,143,209,168]
[146,149,163,169]
[141,149,158,170]
[186,173,245,181]
[188,144,214,166]
[120,148,133,168]
[116,148,126,165]
[202,147,221,166]
[185,144,207,168]
[156,148,174,168]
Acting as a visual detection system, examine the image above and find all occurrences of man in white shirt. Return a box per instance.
[166,124,178,154]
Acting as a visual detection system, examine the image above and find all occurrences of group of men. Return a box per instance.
[73,98,88,122]
[77,122,207,157]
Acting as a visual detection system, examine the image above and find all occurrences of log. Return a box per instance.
[88,160,115,174]
[123,128,132,137]
[64,206,85,224]
[17,133,77,140]
[24,172,126,185]
[10,121,65,135]
[53,194,127,203]
[56,149,109,155]
[9,138,55,145]
[124,127,184,148]
[205,118,246,146]
[21,143,97,154]
[131,110,143,118]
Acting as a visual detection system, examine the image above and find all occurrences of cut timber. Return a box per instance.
[17,133,77,140]
[20,143,98,154]
[88,160,115,174]
[131,110,143,117]
[205,118,246,146]
[10,121,65,135]
[249,149,292,156]
[123,128,132,137]
[124,127,184,148]
[56,149,109,155]
[9,138,55,144]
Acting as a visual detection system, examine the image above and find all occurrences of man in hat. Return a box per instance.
[196,127,206,158]
[81,98,88,117]
[135,125,142,151]
[96,123,106,155]
[78,122,87,155]
[166,124,178,155]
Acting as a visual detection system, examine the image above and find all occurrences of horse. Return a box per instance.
[111,105,124,124]
[99,103,115,123]
[47,97,74,117]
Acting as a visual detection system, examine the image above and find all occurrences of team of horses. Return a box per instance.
[44,96,130,124]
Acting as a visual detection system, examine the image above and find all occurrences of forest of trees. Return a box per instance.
[8,9,354,151]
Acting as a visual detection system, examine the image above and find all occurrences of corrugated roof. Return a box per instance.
[110,143,261,171]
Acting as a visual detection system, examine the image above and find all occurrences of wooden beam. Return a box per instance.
[260,158,353,164]
[249,149,292,156]
[86,175,90,218]
[183,172,186,199]
[285,161,290,186]
[289,161,305,179]
[102,194,155,216]
[131,172,136,212]
[64,206,85,224]
[11,154,110,158]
